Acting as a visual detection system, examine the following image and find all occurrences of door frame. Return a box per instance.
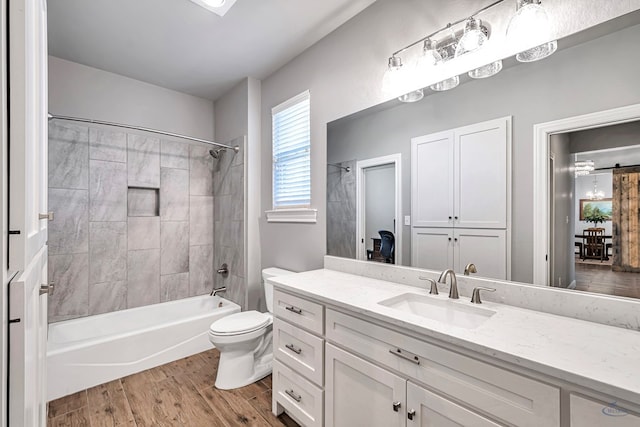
[533,103,640,285]
[355,153,402,265]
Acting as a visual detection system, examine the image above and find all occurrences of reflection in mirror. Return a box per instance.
[326,12,640,300]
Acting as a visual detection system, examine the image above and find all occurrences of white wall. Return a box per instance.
[49,56,214,140]
[259,0,639,277]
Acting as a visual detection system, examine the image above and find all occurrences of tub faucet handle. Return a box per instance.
[217,263,229,277]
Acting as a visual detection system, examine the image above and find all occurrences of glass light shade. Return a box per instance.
[507,1,558,62]
[574,160,595,177]
[382,57,403,95]
[414,40,442,72]
[398,89,424,103]
[455,18,488,57]
[516,40,558,62]
[468,60,503,79]
[430,75,460,92]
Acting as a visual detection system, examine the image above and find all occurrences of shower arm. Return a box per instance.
[48,113,240,153]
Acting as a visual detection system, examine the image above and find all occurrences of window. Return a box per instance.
[268,91,316,216]
[267,91,316,222]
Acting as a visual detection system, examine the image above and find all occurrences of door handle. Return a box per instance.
[39,212,54,221]
[40,282,54,296]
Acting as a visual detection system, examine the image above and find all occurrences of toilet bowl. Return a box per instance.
[208,267,295,390]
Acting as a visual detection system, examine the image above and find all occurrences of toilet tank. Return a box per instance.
[262,267,296,313]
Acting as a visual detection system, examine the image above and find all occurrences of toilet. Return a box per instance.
[208,267,295,390]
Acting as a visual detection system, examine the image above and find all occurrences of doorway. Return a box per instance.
[355,154,402,265]
[534,104,640,300]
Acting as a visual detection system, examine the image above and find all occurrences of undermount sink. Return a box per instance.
[378,293,496,329]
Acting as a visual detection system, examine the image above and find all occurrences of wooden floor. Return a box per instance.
[47,349,299,427]
[575,262,640,299]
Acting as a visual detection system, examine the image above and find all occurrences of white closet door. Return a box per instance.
[325,343,406,427]
[8,0,49,424]
[454,229,507,280]
[411,131,454,228]
[406,381,502,427]
[411,228,453,271]
[455,117,510,229]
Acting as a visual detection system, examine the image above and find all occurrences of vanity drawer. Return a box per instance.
[273,318,324,386]
[326,309,560,427]
[570,394,639,426]
[273,359,323,427]
[274,289,324,335]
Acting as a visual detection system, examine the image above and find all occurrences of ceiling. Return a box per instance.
[47,0,377,101]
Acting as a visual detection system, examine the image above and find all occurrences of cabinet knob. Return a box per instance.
[448,237,452,241]
[39,212,54,221]
[454,216,458,220]
[40,282,55,296]
[393,401,402,412]
[448,216,452,220]
[408,409,416,421]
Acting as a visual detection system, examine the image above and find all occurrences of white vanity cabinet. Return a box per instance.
[411,117,511,280]
[412,228,507,279]
[272,290,325,427]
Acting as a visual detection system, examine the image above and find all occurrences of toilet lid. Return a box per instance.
[209,311,271,335]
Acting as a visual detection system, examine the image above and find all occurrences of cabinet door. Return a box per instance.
[325,343,406,427]
[570,394,640,427]
[454,229,507,280]
[406,382,501,427]
[411,131,454,227]
[454,117,510,229]
[411,228,453,271]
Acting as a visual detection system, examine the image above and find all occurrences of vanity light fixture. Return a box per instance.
[188,0,237,16]
[575,160,595,177]
[506,0,558,62]
[383,0,558,100]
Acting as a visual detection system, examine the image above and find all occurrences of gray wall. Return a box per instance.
[570,121,640,153]
[259,0,638,278]
[325,23,640,282]
[49,56,214,140]
[47,122,216,322]
[550,133,575,288]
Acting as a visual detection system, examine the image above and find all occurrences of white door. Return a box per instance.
[411,228,453,271]
[406,381,501,427]
[325,343,406,427]
[454,118,510,229]
[9,248,48,427]
[411,131,454,228]
[8,0,50,424]
[454,229,507,280]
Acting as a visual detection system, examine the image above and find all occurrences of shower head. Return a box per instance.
[209,148,226,159]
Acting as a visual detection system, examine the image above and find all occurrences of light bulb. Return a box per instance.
[507,0,557,62]
[382,56,404,95]
[398,89,424,103]
[430,76,460,92]
[468,60,503,79]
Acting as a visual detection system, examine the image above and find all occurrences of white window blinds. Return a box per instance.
[272,91,311,209]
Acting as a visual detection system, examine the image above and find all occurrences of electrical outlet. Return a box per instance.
[404,216,411,226]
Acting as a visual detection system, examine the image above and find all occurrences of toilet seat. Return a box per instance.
[209,311,271,336]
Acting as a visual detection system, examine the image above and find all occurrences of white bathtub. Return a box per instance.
[47,295,240,401]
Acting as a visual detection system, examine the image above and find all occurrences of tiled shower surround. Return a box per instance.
[47,122,245,322]
[326,160,356,259]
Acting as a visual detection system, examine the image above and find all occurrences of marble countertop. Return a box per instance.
[271,268,640,404]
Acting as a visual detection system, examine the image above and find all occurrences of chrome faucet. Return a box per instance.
[464,263,477,276]
[437,269,459,299]
[210,286,227,296]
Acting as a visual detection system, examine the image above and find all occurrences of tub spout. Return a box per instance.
[210,287,227,296]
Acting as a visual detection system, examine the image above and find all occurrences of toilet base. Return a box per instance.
[212,329,273,390]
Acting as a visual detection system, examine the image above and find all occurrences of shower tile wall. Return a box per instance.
[47,122,219,322]
[327,160,356,259]
[213,136,246,309]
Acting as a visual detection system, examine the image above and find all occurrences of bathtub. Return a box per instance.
[47,295,240,401]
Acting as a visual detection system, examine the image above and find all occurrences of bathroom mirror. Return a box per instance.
[326,11,640,299]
